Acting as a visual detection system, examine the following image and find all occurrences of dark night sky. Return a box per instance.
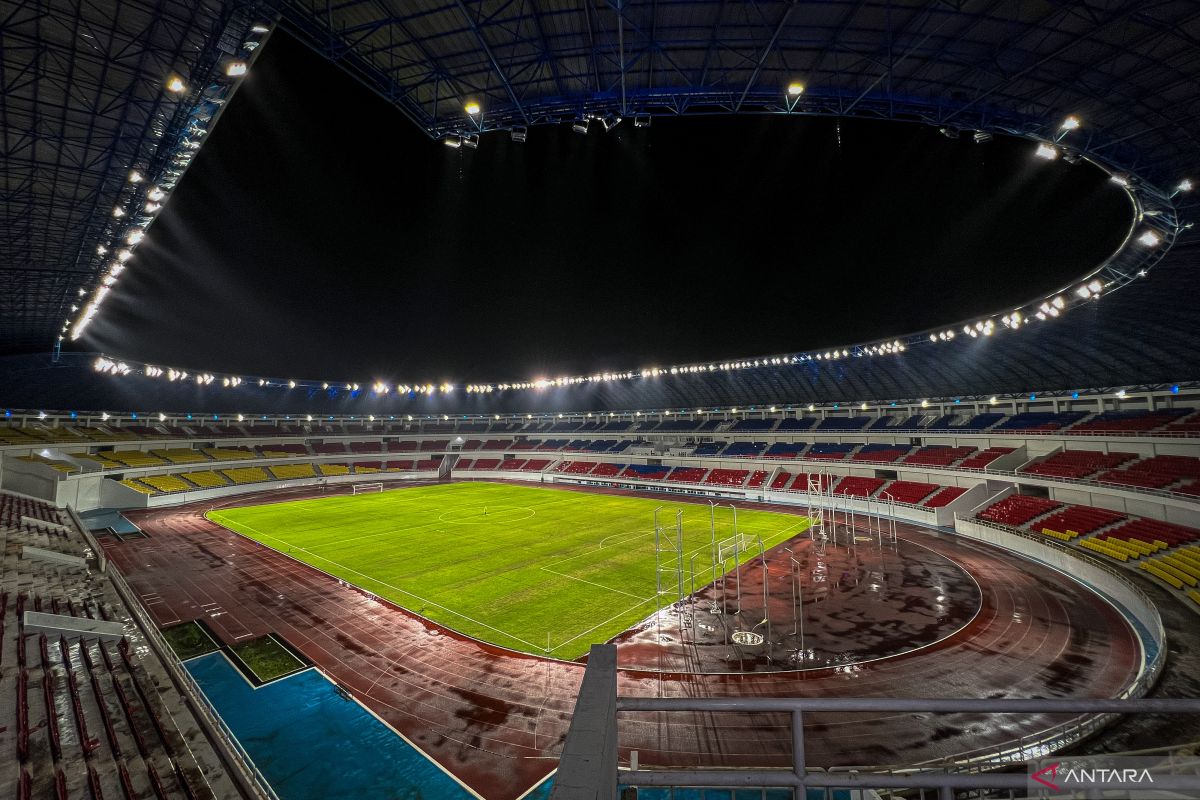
[81,31,1131,385]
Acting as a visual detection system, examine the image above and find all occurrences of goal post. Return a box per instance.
[351,482,384,495]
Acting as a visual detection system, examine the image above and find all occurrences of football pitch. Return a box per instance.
[206,482,811,659]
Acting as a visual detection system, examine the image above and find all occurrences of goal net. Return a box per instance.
[351,482,384,495]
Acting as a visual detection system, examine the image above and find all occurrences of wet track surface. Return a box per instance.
[106,482,1141,800]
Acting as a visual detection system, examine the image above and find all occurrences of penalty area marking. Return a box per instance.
[207,513,548,654]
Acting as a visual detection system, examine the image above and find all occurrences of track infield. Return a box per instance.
[206,481,811,658]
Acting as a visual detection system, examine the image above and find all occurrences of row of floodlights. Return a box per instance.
[445,81,809,146]
[66,22,270,343]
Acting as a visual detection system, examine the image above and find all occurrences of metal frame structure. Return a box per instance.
[3,0,1197,384]
[552,644,1200,799]
[1,0,268,352]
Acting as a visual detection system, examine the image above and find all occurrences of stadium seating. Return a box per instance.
[851,444,910,463]
[770,471,793,490]
[788,472,834,492]
[901,446,976,467]
[498,459,526,470]
[317,463,351,476]
[388,440,419,452]
[181,470,228,489]
[805,443,857,460]
[1095,455,1200,491]
[386,460,415,470]
[150,448,208,464]
[620,464,669,481]
[976,494,1061,526]
[137,474,193,494]
[591,463,623,477]
[14,454,79,473]
[957,447,1015,469]
[833,476,885,497]
[745,470,768,488]
[556,461,597,474]
[510,440,540,451]
[469,458,500,470]
[420,439,449,452]
[349,441,383,453]
[353,462,382,473]
[1070,408,1192,435]
[668,467,708,483]
[1035,505,1126,537]
[258,443,308,457]
[730,419,777,432]
[108,450,168,468]
[922,486,966,507]
[776,418,816,431]
[879,481,939,505]
[722,441,765,457]
[203,447,255,461]
[764,442,806,458]
[520,459,551,471]
[692,442,726,456]
[704,469,748,487]
[221,467,270,484]
[269,463,317,480]
[1020,449,1136,479]
[992,411,1087,432]
[119,479,154,494]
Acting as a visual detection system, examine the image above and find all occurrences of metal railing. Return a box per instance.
[103,565,281,800]
[551,645,1200,800]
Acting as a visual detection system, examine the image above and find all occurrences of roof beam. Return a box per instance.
[453,0,530,125]
[734,2,795,112]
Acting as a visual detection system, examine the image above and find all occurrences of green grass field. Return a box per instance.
[207,482,810,659]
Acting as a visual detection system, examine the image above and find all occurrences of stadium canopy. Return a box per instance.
[3,0,1197,402]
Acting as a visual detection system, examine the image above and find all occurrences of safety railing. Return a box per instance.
[550,645,1200,800]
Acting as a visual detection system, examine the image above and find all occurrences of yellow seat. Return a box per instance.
[139,474,193,493]
[220,467,269,484]
[1140,562,1184,589]
[118,479,155,495]
[269,463,316,480]
[318,463,350,476]
[181,471,228,489]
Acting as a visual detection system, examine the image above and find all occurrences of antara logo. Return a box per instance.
[1032,763,1060,790]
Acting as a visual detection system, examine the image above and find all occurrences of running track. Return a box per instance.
[105,482,1141,800]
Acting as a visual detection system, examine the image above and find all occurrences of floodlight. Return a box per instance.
[1051,295,1065,309]
[600,113,622,132]
[226,62,248,77]
[250,23,270,33]
[633,114,651,128]
[112,206,125,218]
[464,101,481,115]
[443,135,462,148]
[572,117,589,134]
[938,127,959,139]
[165,75,187,93]
[147,187,165,201]
[972,131,992,144]
[462,134,479,149]
[1109,174,1129,187]
[128,170,143,184]
[1178,179,1193,193]
[1060,116,1081,131]
[97,245,107,255]
[1075,285,1092,299]
[1138,230,1161,247]
[510,126,527,143]
[1034,142,1059,160]
[786,82,805,96]
[1087,279,1102,294]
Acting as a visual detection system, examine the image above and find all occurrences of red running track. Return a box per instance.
[106,482,1141,800]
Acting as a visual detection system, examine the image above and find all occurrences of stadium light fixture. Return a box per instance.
[464,101,481,115]
[1060,116,1081,131]
[147,187,165,201]
[600,113,622,132]
[462,134,479,149]
[1172,178,1193,197]
[443,135,462,148]
[972,131,992,144]
[510,126,527,143]
[226,62,248,77]
[128,170,143,184]
[112,206,125,218]
[633,114,651,128]
[126,228,144,245]
[1138,230,1161,247]
[165,75,187,93]
[786,82,805,96]
[1034,142,1059,160]
[572,117,589,134]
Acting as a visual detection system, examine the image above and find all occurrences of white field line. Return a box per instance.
[549,595,659,654]
[208,513,546,653]
[538,566,652,600]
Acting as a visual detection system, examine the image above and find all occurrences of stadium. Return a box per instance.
[1,1,1199,799]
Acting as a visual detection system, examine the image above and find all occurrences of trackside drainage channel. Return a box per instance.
[184,652,555,800]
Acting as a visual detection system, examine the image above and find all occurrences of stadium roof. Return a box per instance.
[3,0,1197,382]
